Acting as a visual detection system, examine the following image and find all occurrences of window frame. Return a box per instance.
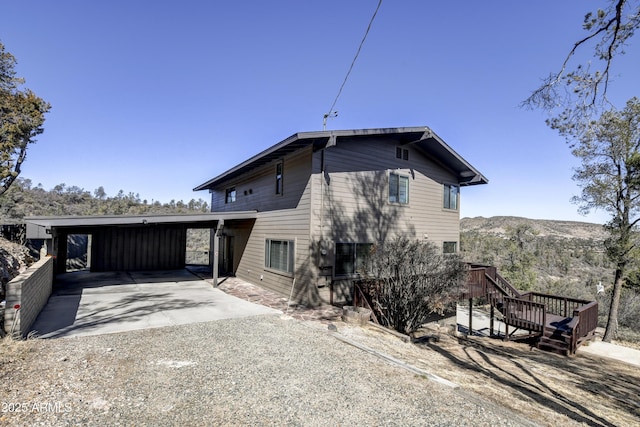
[389,172,409,205]
[443,183,459,210]
[264,238,295,274]
[225,187,237,204]
[396,147,409,161]
[334,242,373,277]
[443,241,458,254]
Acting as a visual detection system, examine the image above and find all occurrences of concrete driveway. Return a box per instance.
[31,269,281,338]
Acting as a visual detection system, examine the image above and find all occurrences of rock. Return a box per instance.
[341,306,372,326]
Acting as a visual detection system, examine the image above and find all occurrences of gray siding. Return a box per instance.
[232,170,317,304]
[210,146,313,213]
[208,135,466,305]
[309,137,461,302]
[311,137,460,246]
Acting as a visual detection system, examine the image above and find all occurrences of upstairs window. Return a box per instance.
[389,173,409,204]
[396,147,409,161]
[225,187,236,204]
[275,161,283,195]
[443,184,458,210]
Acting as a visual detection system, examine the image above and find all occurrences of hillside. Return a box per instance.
[461,216,608,240]
[460,216,612,300]
[0,178,212,282]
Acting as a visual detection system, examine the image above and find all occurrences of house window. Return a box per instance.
[389,173,409,204]
[443,184,458,210]
[396,147,409,160]
[275,161,283,195]
[225,187,236,204]
[335,243,373,276]
[265,239,294,273]
[443,241,458,254]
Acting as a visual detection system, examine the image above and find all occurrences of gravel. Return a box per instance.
[1,315,539,426]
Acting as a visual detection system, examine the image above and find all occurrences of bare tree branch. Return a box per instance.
[523,0,639,119]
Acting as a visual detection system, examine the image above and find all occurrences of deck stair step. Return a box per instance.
[538,337,571,356]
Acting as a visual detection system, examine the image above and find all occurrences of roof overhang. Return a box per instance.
[193,126,488,191]
[25,211,258,239]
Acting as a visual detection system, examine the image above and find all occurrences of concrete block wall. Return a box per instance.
[4,256,54,337]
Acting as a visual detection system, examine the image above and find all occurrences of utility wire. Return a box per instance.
[324,0,383,129]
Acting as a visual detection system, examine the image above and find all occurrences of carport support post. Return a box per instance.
[468,298,473,336]
[212,220,224,287]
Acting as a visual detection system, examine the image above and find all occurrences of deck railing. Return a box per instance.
[503,296,546,333]
[463,267,491,299]
[491,272,523,300]
[521,291,592,318]
[569,300,599,354]
[464,265,523,301]
[462,263,598,354]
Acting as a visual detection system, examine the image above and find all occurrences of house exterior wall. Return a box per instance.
[309,137,461,302]
[210,146,313,213]
[205,134,468,306]
[213,146,318,303]
[312,137,460,244]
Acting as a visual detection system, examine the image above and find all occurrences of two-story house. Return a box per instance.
[194,126,488,305]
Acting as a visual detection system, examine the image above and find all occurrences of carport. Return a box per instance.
[25,212,257,285]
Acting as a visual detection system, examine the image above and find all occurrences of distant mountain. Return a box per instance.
[461,216,607,240]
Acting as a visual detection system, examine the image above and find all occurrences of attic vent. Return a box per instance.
[396,147,409,161]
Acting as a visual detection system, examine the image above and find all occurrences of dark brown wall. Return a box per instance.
[90,225,187,272]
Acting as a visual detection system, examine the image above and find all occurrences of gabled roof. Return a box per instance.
[193,126,488,191]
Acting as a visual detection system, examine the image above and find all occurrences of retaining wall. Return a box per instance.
[3,256,54,337]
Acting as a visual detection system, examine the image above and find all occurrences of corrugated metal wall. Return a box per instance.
[90,225,187,271]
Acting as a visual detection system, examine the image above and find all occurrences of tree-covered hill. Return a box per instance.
[0,178,209,222]
[461,216,611,298]
[461,216,640,342]
[0,177,212,290]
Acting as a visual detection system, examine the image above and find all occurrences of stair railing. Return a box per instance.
[503,296,546,334]
[568,300,599,354]
[521,292,593,318]
[493,271,523,299]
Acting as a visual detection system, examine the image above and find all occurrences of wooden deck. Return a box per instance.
[462,264,598,355]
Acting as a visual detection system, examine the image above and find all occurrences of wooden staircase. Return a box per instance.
[462,264,599,355]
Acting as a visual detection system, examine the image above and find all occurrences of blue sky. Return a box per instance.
[1,1,638,223]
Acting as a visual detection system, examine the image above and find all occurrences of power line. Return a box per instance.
[323,0,383,130]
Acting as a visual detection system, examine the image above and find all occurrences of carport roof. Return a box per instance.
[25,211,257,231]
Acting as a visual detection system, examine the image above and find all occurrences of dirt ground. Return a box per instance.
[220,275,639,426]
[2,319,638,426]
[337,322,640,427]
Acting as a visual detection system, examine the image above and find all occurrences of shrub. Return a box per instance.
[358,237,466,335]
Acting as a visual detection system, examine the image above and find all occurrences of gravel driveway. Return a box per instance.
[1,315,537,426]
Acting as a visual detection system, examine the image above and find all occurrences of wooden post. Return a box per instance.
[490,305,495,337]
[212,220,224,287]
[468,298,473,336]
[329,280,334,306]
